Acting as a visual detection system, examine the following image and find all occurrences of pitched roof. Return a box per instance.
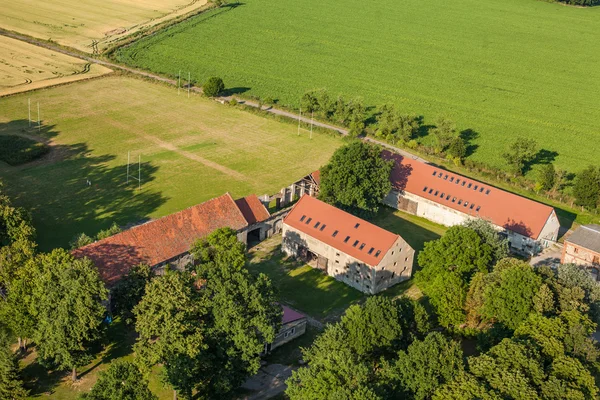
[73,193,248,287]
[283,195,402,266]
[281,305,306,324]
[310,170,321,185]
[235,194,270,225]
[565,225,600,254]
[383,151,555,240]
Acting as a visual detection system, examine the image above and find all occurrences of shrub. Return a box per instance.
[0,135,49,166]
[203,77,225,97]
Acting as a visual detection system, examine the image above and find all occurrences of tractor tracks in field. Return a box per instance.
[0,28,427,164]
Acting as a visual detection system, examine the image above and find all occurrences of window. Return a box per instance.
[450,177,455,182]
[353,240,359,247]
[461,181,466,186]
[332,230,339,237]
[306,217,312,224]
[359,243,366,250]
[438,172,443,177]
[394,261,397,266]
[314,221,320,228]
[470,204,475,209]
[452,197,457,203]
[300,215,306,222]
[428,188,433,194]
[434,190,439,196]
[574,248,579,254]
[486,189,491,195]
[336,269,339,273]
[432,170,437,176]
[440,192,445,198]
[458,199,462,205]
[468,183,472,188]
[423,186,428,192]
[320,224,326,231]
[476,206,481,212]
[479,187,484,193]
[405,257,409,262]
[368,247,375,255]
[335,260,339,264]
[392,251,394,255]
[446,194,451,200]
[291,328,296,335]
[456,179,460,185]
[336,252,340,256]
[375,250,381,257]
[474,185,478,191]
[391,272,395,278]
[284,331,290,338]
[464,201,469,207]
[344,236,350,243]
[354,223,360,229]
[444,174,449,180]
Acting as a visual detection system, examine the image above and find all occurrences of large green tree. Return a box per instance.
[319,142,393,216]
[573,166,600,210]
[502,137,538,176]
[0,327,28,400]
[110,263,154,325]
[30,249,108,381]
[81,360,156,400]
[462,219,509,265]
[375,104,420,144]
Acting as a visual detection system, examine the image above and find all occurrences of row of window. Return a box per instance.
[431,170,491,195]
[422,186,481,212]
[299,215,382,258]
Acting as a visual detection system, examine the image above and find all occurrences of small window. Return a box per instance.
[434,190,439,196]
[432,170,437,176]
[300,215,306,222]
[314,222,320,228]
[391,272,395,278]
[461,181,466,186]
[474,185,478,191]
[291,327,296,335]
[423,186,428,192]
[428,188,433,194]
[452,197,457,203]
[335,260,339,264]
[344,236,350,243]
[354,223,360,229]
[486,189,490,195]
[440,192,445,198]
[458,199,463,205]
[332,230,339,237]
[444,174,449,180]
[450,177,455,182]
[320,224,326,231]
[353,240,359,247]
[336,252,340,256]
[394,261,397,266]
[375,250,381,257]
[470,204,475,209]
[368,247,375,255]
[456,179,460,184]
[479,187,484,193]
[306,217,312,224]
[438,172,443,177]
[359,243,366,250]
[468,183,472,189]
[405,257,409,262]
[464,202,468,207]
[284,331,290,338]
[476,206,481,212]
[446,194,451,200]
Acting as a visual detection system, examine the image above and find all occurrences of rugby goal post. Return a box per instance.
[126,151,142,190]
[297,108,314,139]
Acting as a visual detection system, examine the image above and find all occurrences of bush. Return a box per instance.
[0,135,49,166]
[203,77,225,97]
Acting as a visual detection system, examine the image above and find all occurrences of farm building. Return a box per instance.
[561,225,600,279]
[281,195,414,294]
[382,152,560,256]
[265,305,307,353]
[73,193,277,287]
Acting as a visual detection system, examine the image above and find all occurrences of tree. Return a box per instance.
[346,98,366,137]
[462,219,509,265]
[382,332,464,400]
[375,105,420,144]
[573,165,600,210]
[446,136,467,162]
[431,117,457,154]
[96,222,121,240]
[481,259,542,330]
[537,163,556,192]
[30,249,108,381]
[502,138,538,176]
[319,142,393,216]
[110,264,154,325]
[0,181,35,246]
[0,327,28,399]
[69,233,94,249]
[81,360,157,400]
[203,77,224,97]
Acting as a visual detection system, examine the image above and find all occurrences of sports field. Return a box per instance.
[0,0,208,53]
[0,36,111,96]
[0,76,342,250]
[116,0,600,174]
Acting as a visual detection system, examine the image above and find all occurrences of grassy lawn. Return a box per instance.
[0,76,342,250]
[0,0,209,52]
[116,0,600,175]
[0,36,112,96]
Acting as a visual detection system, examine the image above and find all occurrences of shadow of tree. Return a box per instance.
[523,148,559,175]
[21,359,68,397]
[0,119,168,250]
[221,87,251,97]
[460,128,479,158]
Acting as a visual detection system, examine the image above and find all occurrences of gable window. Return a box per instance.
[320,224,326,231]
[344,236,351,243]
[332,230,339,237]
[300,215,306,222]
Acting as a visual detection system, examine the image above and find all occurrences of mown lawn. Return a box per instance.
[0,76,342,250]
[116,0,600,175]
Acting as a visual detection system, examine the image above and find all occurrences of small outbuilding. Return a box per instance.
[265,305,308,353]
[562,224,600,280]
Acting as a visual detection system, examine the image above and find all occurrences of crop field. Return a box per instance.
[0,36,111,96]
[117,0,600,174]
[0,76,342,250]
[0,0,208,53]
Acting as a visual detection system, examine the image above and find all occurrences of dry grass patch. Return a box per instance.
[0,36,111,96]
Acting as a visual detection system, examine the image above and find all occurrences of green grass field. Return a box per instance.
[116,0,600,174]
[0,76,342,250]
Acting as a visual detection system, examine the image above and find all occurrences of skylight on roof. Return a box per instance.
[300,215,306,222]
[450,177,454,182]
[344,236,350,243]
[368,247,375,255]
[470,204,475,209]
[476,206,481,212]
[353,240,359,247]
[438,172,443,178]
[440,192,445,198]
[479,187,484,193]
[306,217,312,224]
[428,188,433,194]
[474,185,478,191]
[314,222,320,228]
[452,197,456,203]
[486,189,491,195]
[320,224,326,231]
[354,223,360,229]
[444,175,448,180]
[458,199,463,205]
[446,194,451,200]
[434,190,439,196]
[461,181,466,186]
[375,250,381,257]
[464,201,469,207]
[468,183,472,189]
[423,186,428,192]
[432,171,437,176]
[359,243,365,250]
[456,179,460,184]
[332,230,339,237]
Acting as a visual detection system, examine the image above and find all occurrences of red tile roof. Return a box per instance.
[383,151,555,240]
[283,195,401,266]
[282,305,306,324]
[235,194,270,225]
[73,193,248,287]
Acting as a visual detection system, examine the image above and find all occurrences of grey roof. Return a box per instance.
[566,225,600,253]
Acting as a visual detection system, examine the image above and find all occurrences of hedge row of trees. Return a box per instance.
[287,222,600,399]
